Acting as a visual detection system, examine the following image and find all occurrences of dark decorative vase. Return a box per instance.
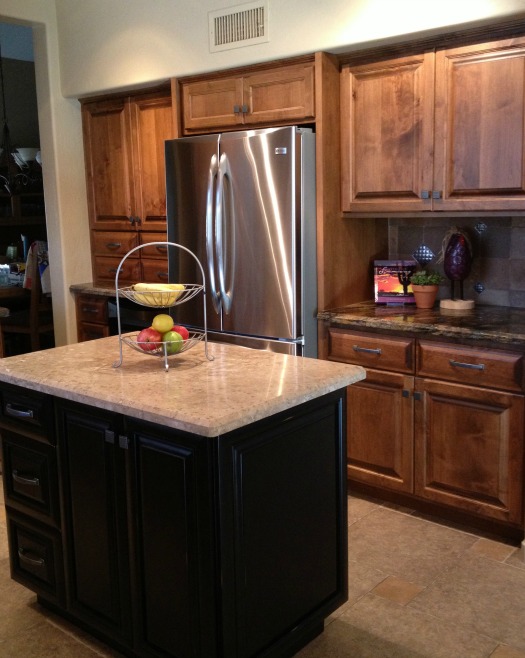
[443,229,473,301]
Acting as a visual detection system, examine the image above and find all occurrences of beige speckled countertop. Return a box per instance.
[0,337,365,437]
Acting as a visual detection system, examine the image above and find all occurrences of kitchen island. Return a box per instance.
[0,337,365,658]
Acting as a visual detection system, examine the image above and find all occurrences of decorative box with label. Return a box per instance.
[374,260,417,304]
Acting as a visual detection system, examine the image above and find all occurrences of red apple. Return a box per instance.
[136,327,162,351]
[172,324,190,341]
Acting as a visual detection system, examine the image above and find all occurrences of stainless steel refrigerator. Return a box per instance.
[165,125,317,356]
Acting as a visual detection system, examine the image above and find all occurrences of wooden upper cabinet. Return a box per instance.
[341,53,435,213]
[181,61,315,133]
[129,92,173,229]
[82,89,173,231]
[434,37,525,211]
[82,98,135,229]
[341,36,525,213]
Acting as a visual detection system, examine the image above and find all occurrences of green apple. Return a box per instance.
[162,330,183,354]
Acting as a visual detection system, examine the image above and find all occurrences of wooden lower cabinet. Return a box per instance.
[330,329,525,534]
[415,378,524,525]
[75,293,110,342]
[347,369,414,493]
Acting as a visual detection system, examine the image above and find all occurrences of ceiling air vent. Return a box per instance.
[209,1,269,53]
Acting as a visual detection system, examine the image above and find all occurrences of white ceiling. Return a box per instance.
[0,23,34,61]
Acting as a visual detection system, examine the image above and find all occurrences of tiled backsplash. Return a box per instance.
[388,217,525,308]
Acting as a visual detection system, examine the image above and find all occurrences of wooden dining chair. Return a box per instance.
[0,271,54,357]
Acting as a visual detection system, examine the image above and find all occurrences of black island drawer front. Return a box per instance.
[1,431,60,526]
[6,512,65,605]
[0,385,54,440]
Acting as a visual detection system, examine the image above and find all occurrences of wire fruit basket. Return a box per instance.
[112,242,213,370]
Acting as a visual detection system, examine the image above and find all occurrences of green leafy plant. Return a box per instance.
[410,270,444,286]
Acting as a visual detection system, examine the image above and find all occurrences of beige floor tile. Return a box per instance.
[0,617,114,657]
[491,645,525,658]
[408,553,525,651]
[0,520,9,560]
[505,547,525,571]
[348,506,478,586]
[470,537,516,562]
[330,594,497,658]
[347,493,381,526]
[371,575,425,605]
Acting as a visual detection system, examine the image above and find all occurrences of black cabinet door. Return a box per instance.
[217,390,348,658]
[57,401,132,642]
[127,420,217,658]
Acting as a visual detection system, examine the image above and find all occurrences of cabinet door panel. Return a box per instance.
[130,425,216,658]
[347,370,414,492]
[182,77,244,131]
[434,37,525,210]
[58,404,132,640]
[341,54,434,212]
[129,92,173,229]
[244,63,315,124]
[82,99,134,229]
[415,379,524,524]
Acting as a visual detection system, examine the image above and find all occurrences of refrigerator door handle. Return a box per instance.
[206,154,221,314]
[216,152,235,314]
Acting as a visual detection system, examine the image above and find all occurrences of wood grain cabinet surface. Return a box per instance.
[180,60,315,133]
[328,328,525,535]
[82,89,172,285]
[341,36,525,213]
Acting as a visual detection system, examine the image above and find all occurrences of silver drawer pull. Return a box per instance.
[155,245,168,253]
[5,403,34,419]
[450,360,485,371]
[105,242,122,249]
[81,306,99,314]
[352,345,382,355]
[11,471,40,487]
[18,548,45,567]
[12,470,40,487]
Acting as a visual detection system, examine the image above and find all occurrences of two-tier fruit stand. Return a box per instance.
[112,242,213,371]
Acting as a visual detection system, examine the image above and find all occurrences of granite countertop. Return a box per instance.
[319,301,525,347]
[0,337,365,437]
[70,282,115,297]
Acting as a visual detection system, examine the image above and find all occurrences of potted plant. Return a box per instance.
[410,270,444,309]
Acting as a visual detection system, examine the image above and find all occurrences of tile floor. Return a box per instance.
[2,482,525,657]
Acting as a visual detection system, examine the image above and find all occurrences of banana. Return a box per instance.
[133,282,185,306]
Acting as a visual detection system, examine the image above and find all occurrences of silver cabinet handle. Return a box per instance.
[352,345,382,355]
[12,470,40,487]
[105,242,122,249]
[450,360,485,371]
[5,403,34,419]
[18,548,45,567]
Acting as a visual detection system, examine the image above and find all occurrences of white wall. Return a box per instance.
[2,0,525,347]
[55,0,525,98]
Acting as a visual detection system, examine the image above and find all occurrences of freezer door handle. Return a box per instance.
[206,154,221,314]
[216,152,235,314]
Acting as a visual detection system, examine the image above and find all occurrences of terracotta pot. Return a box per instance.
[411,284,439,309]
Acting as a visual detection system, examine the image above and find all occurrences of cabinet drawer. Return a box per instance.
[0,385,53,437]
[417,341,525,392]
[93,256,142,285]
[141,258,169,283]
[76,294,108,324]
[140,233,168,259]
[328,329,415,373]
[78,322,110,342]
[2,432,60,525]
[7,513,64,604]
[91,231,139,257]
